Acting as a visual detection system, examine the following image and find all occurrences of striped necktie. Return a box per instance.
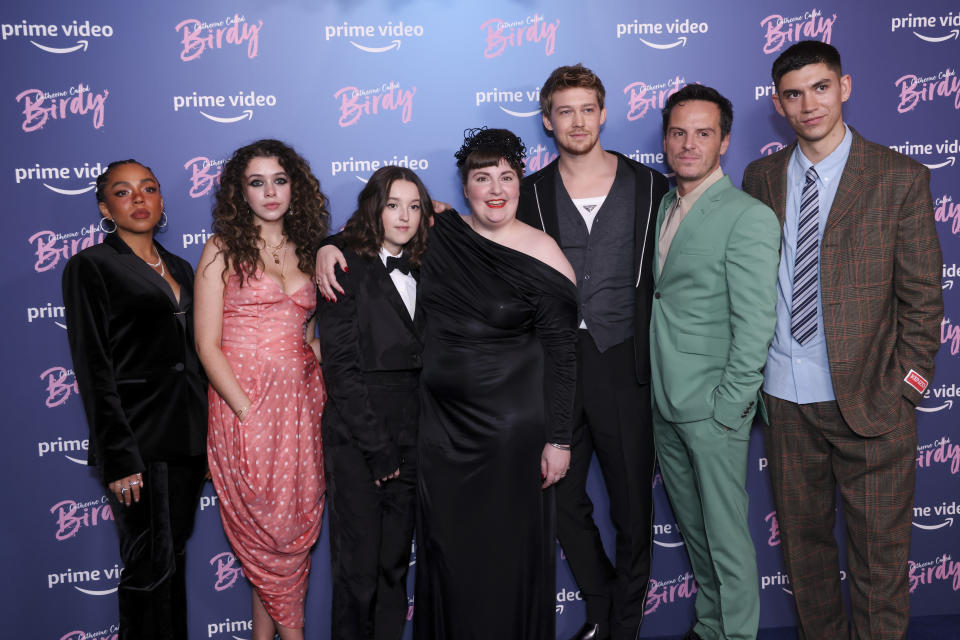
[791,167,819,345]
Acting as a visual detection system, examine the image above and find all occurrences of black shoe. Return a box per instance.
[568,622,602,640]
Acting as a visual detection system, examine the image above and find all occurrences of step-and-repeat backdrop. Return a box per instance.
[3,1,957,637]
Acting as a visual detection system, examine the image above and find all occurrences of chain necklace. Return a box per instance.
[264,236,287,281]
[267,236,286,265]
[144,248,165,277]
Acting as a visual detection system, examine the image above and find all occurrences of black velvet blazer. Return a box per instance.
[317,249,425,478]
[62,233,207,483]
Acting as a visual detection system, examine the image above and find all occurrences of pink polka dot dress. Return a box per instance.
[207,272,325,628]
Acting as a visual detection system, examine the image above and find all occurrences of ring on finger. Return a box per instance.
[120,487,127,494]
[129,480,140,487]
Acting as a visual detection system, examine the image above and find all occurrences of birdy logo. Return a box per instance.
[623,75,686,121]
[936,194,959,237]
[759,8,837,55]
[16,83,109,132]
[909,554,960,593]
[210,551,244,591]
[184,156,226,198]
[41,366,78,408]
[1,19,114,54]
[895,67,960,113]
[917,436,960,474]
[59,627,118,640]
[481,14,559,58]
[334,82,416,127]
[51,496,113,541]
[175,14,262,61]
[28,224,103,273]
[644,572,698,615]
[761,142,785,156]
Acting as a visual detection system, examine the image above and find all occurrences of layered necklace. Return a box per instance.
[266,236,287,280]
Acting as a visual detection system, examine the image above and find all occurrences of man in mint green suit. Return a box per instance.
[650,85,780,640]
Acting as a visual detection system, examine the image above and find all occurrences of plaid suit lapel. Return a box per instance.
[825,130,867,234]
[766,143,793,226]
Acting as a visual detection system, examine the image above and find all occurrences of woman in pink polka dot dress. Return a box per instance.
[195,139,330,640]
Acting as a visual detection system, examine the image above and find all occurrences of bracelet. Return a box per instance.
[236,405,250,421]
[548,442,571,451]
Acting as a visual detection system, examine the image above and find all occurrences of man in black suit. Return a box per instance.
[517,63,669,640]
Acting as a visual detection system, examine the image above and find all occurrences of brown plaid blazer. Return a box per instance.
[742,129,943,437]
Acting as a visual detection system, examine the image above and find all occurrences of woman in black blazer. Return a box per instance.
[62,160,207,640]
[317,166,433,640]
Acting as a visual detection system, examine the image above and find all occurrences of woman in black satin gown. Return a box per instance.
[413,128,578,639]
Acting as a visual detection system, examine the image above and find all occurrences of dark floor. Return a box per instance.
[644,615,960,639]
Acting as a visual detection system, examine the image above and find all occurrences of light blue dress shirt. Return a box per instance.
[763,124,853,404]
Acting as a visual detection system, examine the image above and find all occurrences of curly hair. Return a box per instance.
[341,166,433,268]
[211,139,330,283]
[455,127,526,184]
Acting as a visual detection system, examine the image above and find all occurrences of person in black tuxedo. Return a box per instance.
[317,166,433,640]
[62,160,207,640]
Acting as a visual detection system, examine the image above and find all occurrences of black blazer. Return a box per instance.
[317,249,425,478]
[517,151,669,384]
[62,233,207,483]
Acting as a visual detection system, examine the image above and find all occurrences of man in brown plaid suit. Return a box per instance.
[742,41,943,639]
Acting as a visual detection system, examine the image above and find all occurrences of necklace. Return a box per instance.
[144,249,165,277]
[267,236,286,265]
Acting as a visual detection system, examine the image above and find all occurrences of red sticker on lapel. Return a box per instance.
[904,369,928,394]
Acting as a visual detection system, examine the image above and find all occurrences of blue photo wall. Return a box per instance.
[2,1,958,637]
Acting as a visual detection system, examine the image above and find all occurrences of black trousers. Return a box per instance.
[107,457,206,640]
[555,332,655,640]
[325,435,417,640]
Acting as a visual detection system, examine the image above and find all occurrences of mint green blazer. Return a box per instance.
[650,175,780,430]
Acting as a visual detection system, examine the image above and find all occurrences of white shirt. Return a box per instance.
[572,195,607,233]
[379,247,417,320]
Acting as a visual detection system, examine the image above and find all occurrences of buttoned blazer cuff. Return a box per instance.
[713,396,757,431]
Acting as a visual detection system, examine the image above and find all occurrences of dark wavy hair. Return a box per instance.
[455,127,526,184]
[772,40,842,89]
[341,166,433,267]
[211,139,330,283]
[661,84,734,139]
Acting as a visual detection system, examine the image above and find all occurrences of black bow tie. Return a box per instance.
[386,254,410,275]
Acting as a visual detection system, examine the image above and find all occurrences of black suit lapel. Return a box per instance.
[373,259,421,342]
[105,234,179,310]
[532,166,562,241]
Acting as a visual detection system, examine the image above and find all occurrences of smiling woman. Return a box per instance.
[413,128,578,639]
